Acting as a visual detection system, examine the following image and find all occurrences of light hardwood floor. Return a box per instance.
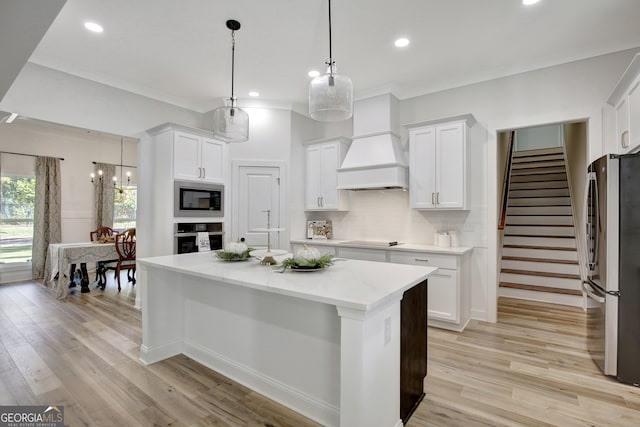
[1,279,639,426]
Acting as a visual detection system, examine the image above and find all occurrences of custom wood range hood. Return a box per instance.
[336,93,408,190]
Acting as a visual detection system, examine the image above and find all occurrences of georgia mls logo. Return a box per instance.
[0,405,64,427]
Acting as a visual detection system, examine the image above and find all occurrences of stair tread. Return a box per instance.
[508,204,572,207]
[499,282,582,296]
[506,213,573,216]
[501,269,580,279]
[503,244,577,251]
[505,234,575,238]
[502,256,579,265]
[512,155,564,162]
[513,148,564,156]
[511,165,566,171]
[509,195,571,199]
[505,224,574,227]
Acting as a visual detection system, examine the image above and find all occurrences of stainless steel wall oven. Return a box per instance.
[174,222,223,254]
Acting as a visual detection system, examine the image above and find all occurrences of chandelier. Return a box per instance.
[90,138,132,193]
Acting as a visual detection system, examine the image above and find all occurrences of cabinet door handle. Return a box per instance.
[414,258,430,263]
[621,130,630,149]
[198,167,202,178]
[432,272,452,278]
[436,192,440,205]
[202,167,206,179]
[431,192,435,205]
[320,196,323,207]
[317,196,320,207]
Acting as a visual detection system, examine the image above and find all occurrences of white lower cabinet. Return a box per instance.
[425,269,458,322]
[388,251,470,331]
[290,240,472,331]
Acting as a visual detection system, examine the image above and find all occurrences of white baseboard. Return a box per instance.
[183,340,340,427]
[428,318,468,332]
[471,308,488,322]
[0,264,32,284]
[139,341,182,365]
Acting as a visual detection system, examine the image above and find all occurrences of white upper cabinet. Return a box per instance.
[200,137,225,183]
[304,138,350,211]
[407,114,476,210]
[607,53,640,154]
[173,131,224,183]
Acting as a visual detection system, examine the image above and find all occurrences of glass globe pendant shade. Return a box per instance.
[213,99,249,143]
[213,19,249,143]
[309,63,353,121]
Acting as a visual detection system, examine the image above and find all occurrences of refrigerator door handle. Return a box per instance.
[582,280,605,303]
[586,171,599,273]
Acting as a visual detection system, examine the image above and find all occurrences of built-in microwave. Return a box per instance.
[174,180,224,217]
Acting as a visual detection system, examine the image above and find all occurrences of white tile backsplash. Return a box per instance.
[305,189,483,246]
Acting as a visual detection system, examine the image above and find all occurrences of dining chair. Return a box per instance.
[90,226,115,242]
[90,226,118,287]
[114,228,136,291]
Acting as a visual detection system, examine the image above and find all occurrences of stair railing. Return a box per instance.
[498,131,516,230]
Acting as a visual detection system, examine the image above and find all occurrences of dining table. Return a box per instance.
[44,241,120,299]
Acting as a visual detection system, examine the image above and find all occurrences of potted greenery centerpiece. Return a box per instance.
[279,245,334,271]
[215,240,253,261]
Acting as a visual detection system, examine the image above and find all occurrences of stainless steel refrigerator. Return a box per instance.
[583,153,640,386]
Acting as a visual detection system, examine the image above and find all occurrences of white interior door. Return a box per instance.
[236,165,281,248]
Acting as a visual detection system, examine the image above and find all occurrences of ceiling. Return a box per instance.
[25,0,640,113]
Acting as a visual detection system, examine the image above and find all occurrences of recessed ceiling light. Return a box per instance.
[84,22,104,33]
[522,0,540,5]
[394,38,410,48]
[308,70,320,78]
[248,91,260,97]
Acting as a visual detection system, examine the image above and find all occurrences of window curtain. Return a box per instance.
[32,156,61,279]
[95,162,115,229]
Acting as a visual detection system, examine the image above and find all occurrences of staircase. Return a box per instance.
[499,147,582,306]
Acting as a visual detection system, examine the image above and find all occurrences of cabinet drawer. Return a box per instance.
[338,247,387,262]
[388,251,457,269]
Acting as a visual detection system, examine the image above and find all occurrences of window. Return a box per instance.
[0,154,36,264]
[113,185,137,230]
[112,165,136,230]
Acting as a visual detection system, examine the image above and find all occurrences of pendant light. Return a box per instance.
[309,0,353,121]
[213,19,249,143]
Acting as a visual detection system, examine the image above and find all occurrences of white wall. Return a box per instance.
[225,107,293,249]
[0,63,205,137]
[515,124,563,151]
[564,122,588,280]
[0,119,138,242]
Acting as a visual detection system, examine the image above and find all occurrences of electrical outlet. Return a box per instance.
[384,317,391,345]
[463,223,474,232]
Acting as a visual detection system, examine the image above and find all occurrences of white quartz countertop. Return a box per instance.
[138,252,436,312]
[290,239,473,255]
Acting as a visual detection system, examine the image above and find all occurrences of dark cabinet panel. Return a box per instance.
[400,279,428,423]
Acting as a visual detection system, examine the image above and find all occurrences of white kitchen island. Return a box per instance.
[137,252,436,427]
